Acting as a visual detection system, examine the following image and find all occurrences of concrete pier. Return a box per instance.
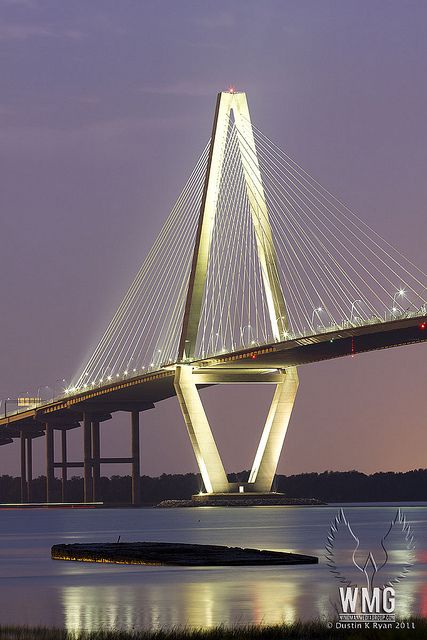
[60,430,67,502]
[131,410,140,505]
[12,403,153,505]
[20,431,27,503]
[46,423,54,502]
[92,419,100,502]
[26,436,33,502]
[83,413,92,503]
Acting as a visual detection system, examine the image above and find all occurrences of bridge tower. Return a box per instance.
[175,90,299,495]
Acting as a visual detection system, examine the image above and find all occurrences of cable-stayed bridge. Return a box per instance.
[1,90,427,504]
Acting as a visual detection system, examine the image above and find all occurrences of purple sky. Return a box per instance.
[1,0,427,478]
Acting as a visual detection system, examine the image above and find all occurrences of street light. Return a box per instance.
[392,289,405,306]
[36,385,49,404]
[240,324,252,344]
[310,307,322,330]
[350,300,364,323]
[3,397,11,418]
[55,379,68,399]
[276,315,289,341]
[391,289,406,315]
[45,385,54,402]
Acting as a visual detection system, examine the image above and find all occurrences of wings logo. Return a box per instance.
[325,509,415,624]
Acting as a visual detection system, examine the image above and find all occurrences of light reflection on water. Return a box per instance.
[61,571,307,631]
[0,504,425,630]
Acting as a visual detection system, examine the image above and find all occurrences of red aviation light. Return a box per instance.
[419,322,427,330]
[251,353,257,359]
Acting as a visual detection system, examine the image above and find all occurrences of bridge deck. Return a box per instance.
[0,315,426,440]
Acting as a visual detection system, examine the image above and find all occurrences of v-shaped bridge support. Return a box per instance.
[176,91,299,494]
[174,365,298,493]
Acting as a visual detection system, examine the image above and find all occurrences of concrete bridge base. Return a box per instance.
[190,493,324,506]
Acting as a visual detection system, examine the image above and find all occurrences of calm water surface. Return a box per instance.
[0,504,426,630]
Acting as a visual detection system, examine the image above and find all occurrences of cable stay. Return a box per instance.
[70,110,427,392]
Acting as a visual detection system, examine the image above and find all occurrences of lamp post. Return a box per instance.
[36,386,50,405]
[45,385,54,402]
[391,289,405,316]
[240,324,252,345]
[277,315,288,341]
[310,307,322,331]
[124,358,136,377]
[3,397,11,418]
[17,392,30,410]
[55,379,68,400]
[350,300,364,323]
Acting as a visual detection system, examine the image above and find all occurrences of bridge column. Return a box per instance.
[178,91,289,361]
[46,424,54,503]
[248,367,299,492]
[26,436,33,503]
[174,365,229,494]
[131,410,140,505]
[92,419,100,502]
[61,430,67,503]
[83,413,92,503]
[20,431,27,503]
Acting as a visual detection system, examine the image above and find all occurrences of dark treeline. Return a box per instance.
[276,469,427,502]
[0,474,203,504]
[0,469,426,504]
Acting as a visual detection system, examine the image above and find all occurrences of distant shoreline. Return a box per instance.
[0,500,426,510]
[0,469,426,505]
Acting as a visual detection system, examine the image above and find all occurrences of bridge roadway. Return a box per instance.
[0,313,426,503]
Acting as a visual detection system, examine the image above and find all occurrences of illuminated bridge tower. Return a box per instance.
[174,91,299,495]
[2,88,427,505]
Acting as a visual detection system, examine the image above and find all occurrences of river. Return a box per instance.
[0,503,425,630]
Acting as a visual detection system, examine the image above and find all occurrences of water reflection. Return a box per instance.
[0,505,424,630]
[62,575,307,631]
[62,566,377,631]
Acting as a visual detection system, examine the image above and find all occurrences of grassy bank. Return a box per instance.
[0,620,426,640]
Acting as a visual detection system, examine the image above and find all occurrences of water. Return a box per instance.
[0,504,426,630]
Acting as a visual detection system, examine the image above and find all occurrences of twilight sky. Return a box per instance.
[1,0,427,478]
